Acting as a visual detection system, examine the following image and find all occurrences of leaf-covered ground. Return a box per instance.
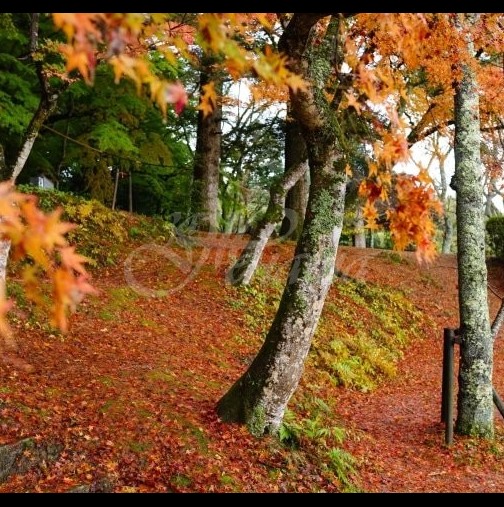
[1,232,504,492]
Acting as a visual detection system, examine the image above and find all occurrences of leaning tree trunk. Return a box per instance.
[0,146,9,291]
[283,172,309,240]
[227,159,308,286]
[0,13,62,287]
[0,81,61,287]
[280,115,308,240]
[191,55,222,232]
[453,32,494,438]
[218,13,347,435]
[217,146,346,435]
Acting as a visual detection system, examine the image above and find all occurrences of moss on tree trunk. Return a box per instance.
[218,139,346,435]
[453,46,494,438]
[227,160,308,286]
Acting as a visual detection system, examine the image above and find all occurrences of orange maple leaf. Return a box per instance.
[344,91,362,114]
[197,82,217,118]
[40,207,76,251]
[59,246,90,276]
[59,45,92,83]
[362,200,380,230]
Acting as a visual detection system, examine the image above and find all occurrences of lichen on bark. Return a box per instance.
[453,20,494,438]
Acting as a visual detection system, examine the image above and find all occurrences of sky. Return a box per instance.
[229,80,504,213]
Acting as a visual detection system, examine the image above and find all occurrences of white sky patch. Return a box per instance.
[398,133,504,212]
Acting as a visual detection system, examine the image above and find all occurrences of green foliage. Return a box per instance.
[372,230,394,250]
[486,215,504,259]
[88,120,139,154]
[313,278,425,392]
[0,16,36,120]
[279,408,344,449]
[278,396,358,491]
[128,226,142,238]
[227,263,427,393]
[326,447,358,490]
[16,185,175,268]
[378,250,408,265]
[17,62,193,219]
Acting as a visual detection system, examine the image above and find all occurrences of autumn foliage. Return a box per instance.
[52,13,189,116]
[4,12,504,339]
[340,14,504,261]
[0,182,94,342]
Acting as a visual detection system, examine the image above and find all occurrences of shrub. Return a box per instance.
[486,215,504,259]
[16,185,175,268]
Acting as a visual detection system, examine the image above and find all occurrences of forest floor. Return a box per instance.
[1,232,504,493]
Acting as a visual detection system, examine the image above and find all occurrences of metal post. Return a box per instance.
[493,387,504,420]
[128,171,133,213]
[441,328,455,445]
[441,329,453,422]
[112,167,119,211]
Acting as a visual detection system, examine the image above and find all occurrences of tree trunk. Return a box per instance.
[112,167,119,210]
[192,55,222,232]
[217,148,346,435]
[353,203,366,248]
[453,40,494,438]
[10,94,59,183]
[217,13,346,435]
[280,116,308,240]
[0,13,62,287]
[442,211,453,254]
[128,171,133,213]
[227,160,308,286]
[0,144,8,294]
[284,172,309,239]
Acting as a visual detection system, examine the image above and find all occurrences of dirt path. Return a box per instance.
[335,247,504,492]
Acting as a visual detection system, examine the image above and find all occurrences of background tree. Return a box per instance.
[412,134,454,254]
[191,53,223,231]
[220,86,285,233]
[279,113,309,241]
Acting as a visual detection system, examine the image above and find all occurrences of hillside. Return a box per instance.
[0,205,504,492]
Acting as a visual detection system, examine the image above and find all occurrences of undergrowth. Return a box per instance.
[16,185,175,268]
[227,263,426,393]
[7,187,174,328]
[226,261,429,491]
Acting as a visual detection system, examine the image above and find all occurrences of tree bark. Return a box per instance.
[0,14,63,292]
[437,148,454,254]
[280,116,308,240]
[442,210,453,254]
[192,55,222,232]
[217,149,346,435]
[353,202,366,248]
[217,13,348,435]
[491,299,504,342]
[453,31,494,438]
[284,172,309,239]
[0,146,9,296]
[227,160,308,286]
